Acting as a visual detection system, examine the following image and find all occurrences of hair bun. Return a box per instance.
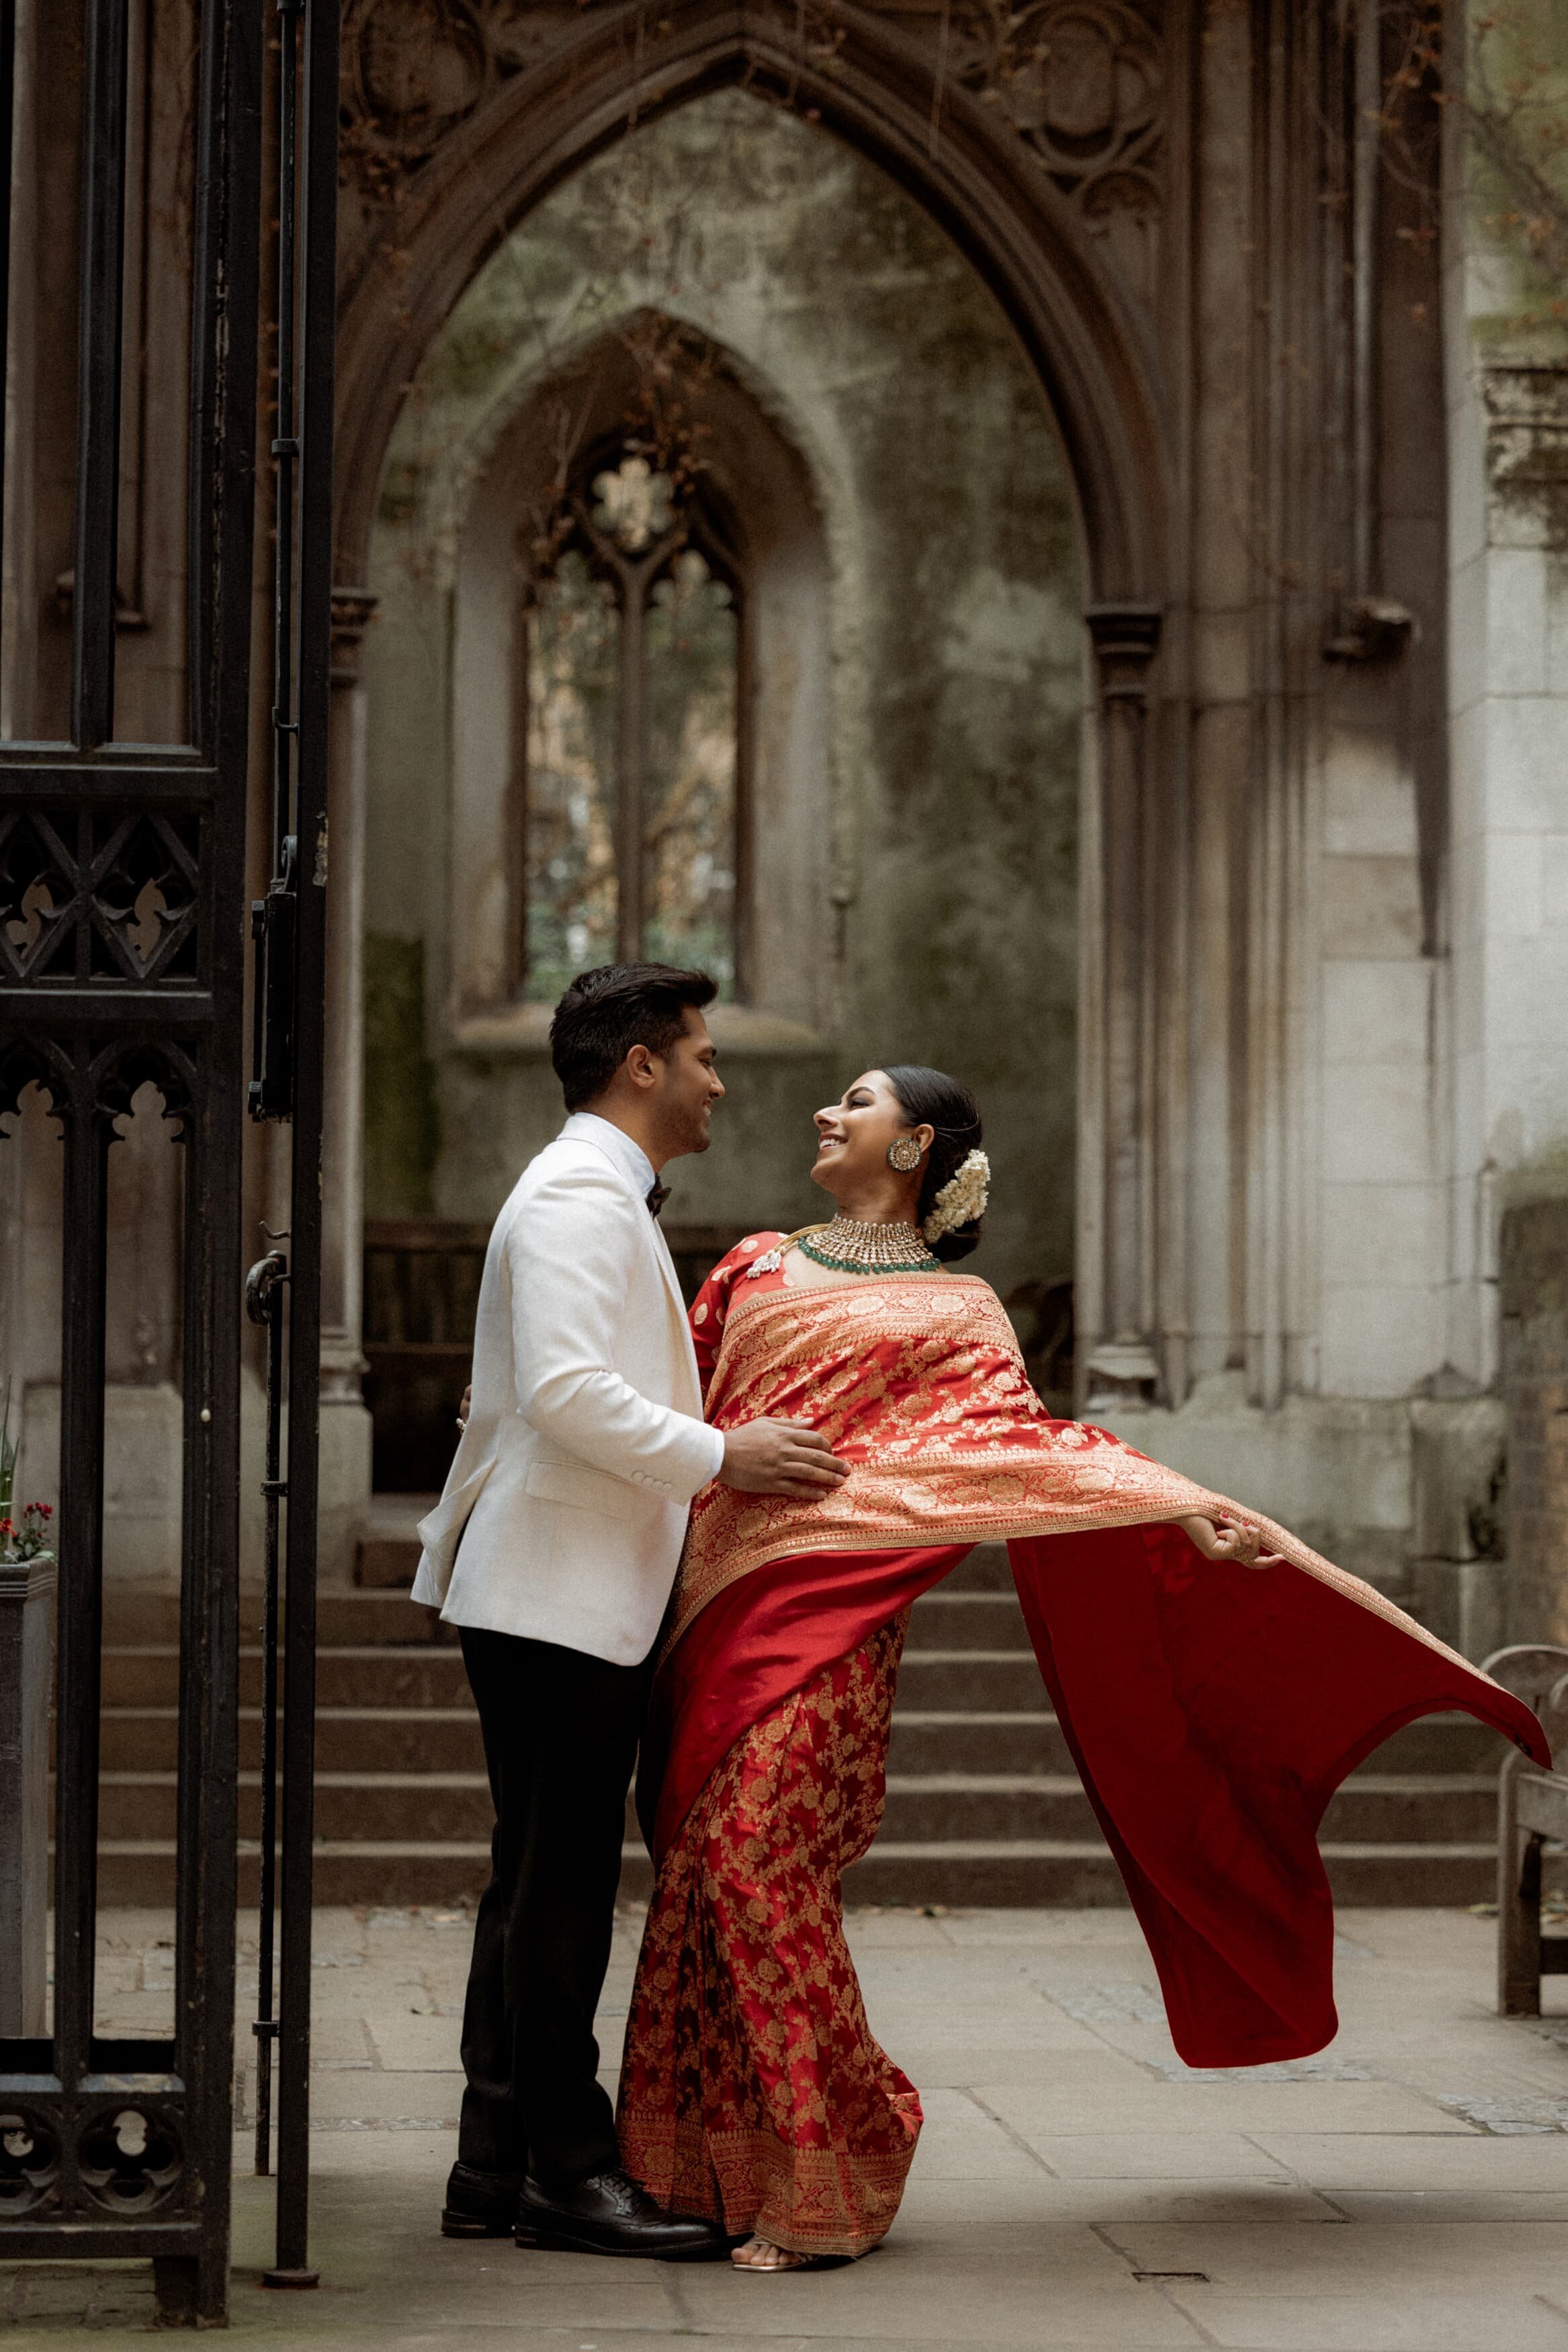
[921,1149,990,1245]
[930,1220,982,1263]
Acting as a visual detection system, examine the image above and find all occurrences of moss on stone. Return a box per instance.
[363,91,1082,1298]
[363,934,441,1218]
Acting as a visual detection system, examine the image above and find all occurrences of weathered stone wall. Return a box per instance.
[360,92,1082,1302]
[1500,1193,1568,1647]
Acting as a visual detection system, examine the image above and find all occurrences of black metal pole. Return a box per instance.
[0,0,18,623]
[52,1062,111,2110]
[245,1250,289,2177]
[71,0,130,751]
[271,0,300,881]
[264,0,339,2292]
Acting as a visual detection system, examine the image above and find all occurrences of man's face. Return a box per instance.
[652,1009,724,1157]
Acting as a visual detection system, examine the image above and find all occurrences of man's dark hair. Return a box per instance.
[550,963,717,1111]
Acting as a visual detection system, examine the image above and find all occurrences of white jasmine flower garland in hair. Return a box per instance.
[922,1148,990,1243]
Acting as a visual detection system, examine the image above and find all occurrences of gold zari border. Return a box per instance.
[665,1275,1504,1700]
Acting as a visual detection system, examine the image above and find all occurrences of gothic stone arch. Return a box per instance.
[334,0,1170,599]
[325,0,1183,1452]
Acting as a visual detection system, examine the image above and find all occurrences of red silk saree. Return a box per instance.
[618,1236,1546,2253]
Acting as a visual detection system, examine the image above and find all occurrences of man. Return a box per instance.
[410,963,847,2258]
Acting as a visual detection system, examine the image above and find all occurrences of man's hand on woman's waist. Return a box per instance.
[719,1419,849,1498]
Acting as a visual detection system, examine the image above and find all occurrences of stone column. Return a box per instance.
[1083,603,1163,1409]
[316,587,378,1580]
[1500,1198,1568,1649]
[0,1556,56,2035]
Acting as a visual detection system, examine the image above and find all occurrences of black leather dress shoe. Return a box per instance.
[441,2161,526,2238]
[515,2169,729,2260]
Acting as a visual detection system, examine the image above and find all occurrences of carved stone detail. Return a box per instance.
[341,0,552,200]
[340,0,1164,269]
[330,587,380,689]
[944,0,1161,210]
[1483,363,1568,551]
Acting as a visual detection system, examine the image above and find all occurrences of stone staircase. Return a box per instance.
[92,1523,1509,1908]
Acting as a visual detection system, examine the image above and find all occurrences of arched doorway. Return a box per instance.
[349,88,1086,1487]
[316,13,1174,1544]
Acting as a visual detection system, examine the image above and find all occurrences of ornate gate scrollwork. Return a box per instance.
[0,0,271,2326]
[76,2106,185,2216]
[0,808,202,985]
[0,2109,62,2219]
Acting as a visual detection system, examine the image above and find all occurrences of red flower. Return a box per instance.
[28,1502,51,1517]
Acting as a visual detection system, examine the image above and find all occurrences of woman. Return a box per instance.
[616,1067,1546,2273]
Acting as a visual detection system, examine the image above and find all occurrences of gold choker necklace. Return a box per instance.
[795,1215,941,1276]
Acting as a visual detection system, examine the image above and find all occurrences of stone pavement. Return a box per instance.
[6,1901,1568,2346]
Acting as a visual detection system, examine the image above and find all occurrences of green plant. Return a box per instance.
[0,1501,53,1564]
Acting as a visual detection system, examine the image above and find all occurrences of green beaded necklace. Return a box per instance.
[793,1214,941,1277]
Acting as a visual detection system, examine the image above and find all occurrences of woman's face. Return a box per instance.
[810,1070,932,1201]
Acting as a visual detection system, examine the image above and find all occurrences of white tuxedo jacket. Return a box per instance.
[408,1128,725,1664]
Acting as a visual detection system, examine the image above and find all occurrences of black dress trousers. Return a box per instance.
[455,1623,652,2187]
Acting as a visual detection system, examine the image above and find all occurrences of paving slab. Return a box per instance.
[6,1905,1568,2349]
[1153,2288,1568,2350]
[1094,2218,1568,2290]
[1252,2131,1568,2189]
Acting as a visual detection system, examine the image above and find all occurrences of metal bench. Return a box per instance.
[1482,1644,1568,2016]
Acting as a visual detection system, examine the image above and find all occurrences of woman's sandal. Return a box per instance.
[730,2234,859,2272]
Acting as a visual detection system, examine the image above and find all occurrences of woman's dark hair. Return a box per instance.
[551,962,717,1110]
[881,1064,986,1262]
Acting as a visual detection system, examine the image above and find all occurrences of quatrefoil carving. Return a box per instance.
[77,2106,183,2215]
[0,2107,62,2217]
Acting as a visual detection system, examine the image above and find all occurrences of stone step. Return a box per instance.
[95,1772,498,1845]
[888,1712,1066,1773]
[1315,1843,1505,1906]
[98,1708,492,1773]
[906,1590,1034,1650]
[1321,1773,1500,1842]
[945,1545,1016,1592]
[102,1640,1065,1714]
[97,1691,1508,1783]
[91,1764,1506,1850]
[96,1837,1132,1911]
[319,1592,458,1646]
[96,1700,1512,1790]
[350,1530,1026,1597]
[97,1835,1508,1913]
[93,1841,496,1910]
[118,1584,1039,1656]
[1371,1714,1510,1771]
[99,1646,478,1710]
[895,1650,1057,1711]
[85,1546,1520,1908]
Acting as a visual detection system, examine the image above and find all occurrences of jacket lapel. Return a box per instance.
[570,1133,694,1352]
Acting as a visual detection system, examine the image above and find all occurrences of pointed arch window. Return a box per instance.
[513,453,744,1003]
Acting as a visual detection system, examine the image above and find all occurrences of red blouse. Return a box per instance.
[688,1232,787,1396]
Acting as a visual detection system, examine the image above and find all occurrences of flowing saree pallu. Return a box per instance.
[642,1246,1549,2070]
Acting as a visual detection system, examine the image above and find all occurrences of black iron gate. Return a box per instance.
[0,0,337,2323]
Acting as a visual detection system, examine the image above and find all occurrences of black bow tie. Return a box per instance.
[646,1181,670,1220]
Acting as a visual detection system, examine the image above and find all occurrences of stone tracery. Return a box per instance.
[339,0,1166,306]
